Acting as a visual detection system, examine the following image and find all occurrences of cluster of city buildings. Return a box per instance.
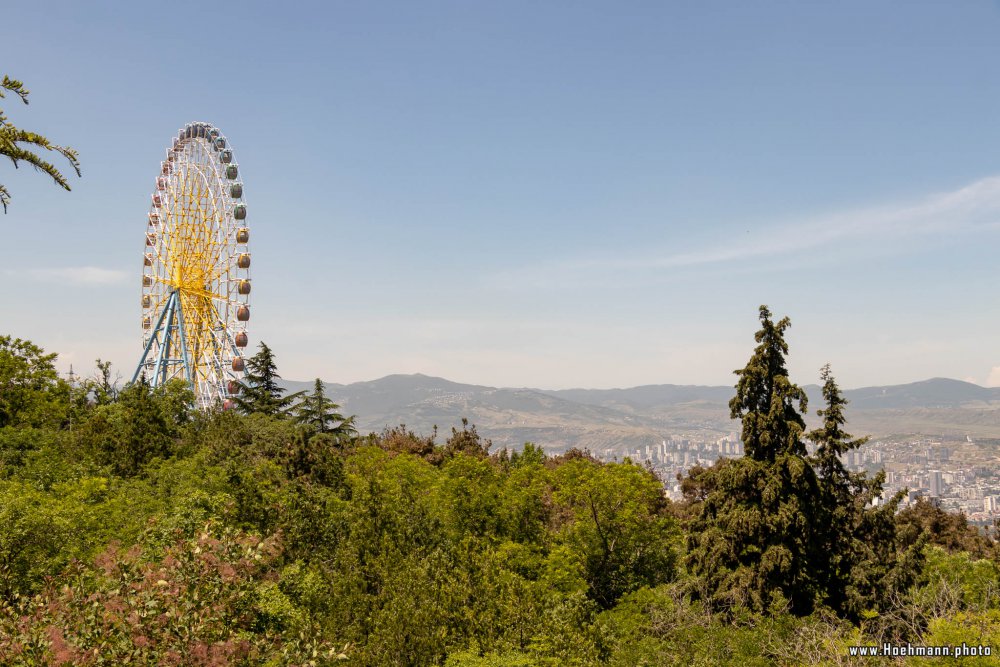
[597,434,744,497]
[596,434,1000,525]
[875,438,1000,524]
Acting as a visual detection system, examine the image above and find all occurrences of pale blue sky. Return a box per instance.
[3,0,1000,389]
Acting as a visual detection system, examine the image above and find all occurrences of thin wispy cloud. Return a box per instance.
[4,266,128,285]
[492,175,1000,287]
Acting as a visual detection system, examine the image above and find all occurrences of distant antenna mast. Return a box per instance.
[66,364,76,432]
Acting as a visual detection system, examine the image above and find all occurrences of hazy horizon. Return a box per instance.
[5,1,1000,391]
[279,371,998,394]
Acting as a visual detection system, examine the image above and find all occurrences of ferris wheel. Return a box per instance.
[132,122,251,409]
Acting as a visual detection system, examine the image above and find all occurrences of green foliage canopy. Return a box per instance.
[0,330,996,665]
[0,335,68,429]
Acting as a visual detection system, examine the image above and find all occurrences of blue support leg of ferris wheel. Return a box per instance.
[131,289,174,384]
[175,293,193,385]
[153,291,178,386]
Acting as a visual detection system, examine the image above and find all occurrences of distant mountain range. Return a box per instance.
[282,375,1000,452]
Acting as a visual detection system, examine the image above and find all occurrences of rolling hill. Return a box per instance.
[281,375,1000,451]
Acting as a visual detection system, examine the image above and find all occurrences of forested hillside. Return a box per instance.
[1,314,999,666]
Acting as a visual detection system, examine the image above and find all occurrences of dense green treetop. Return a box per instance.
[688,307,822,614]
[0,335,68,429]
[805,364,920,620]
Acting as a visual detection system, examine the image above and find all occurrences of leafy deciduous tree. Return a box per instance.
[552,458,679,609]
[77,376,182,477]
[0,335,68,428]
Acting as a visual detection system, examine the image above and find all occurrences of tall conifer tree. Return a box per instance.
[687,306,822,614]
[687,308,922,619]
[807,364,914,619]
[291,378,356,436]
[235,342,300,416]
[730,305,808,462]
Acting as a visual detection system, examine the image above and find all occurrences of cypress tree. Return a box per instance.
[687,306,823,615]
[730,306,808,462]
[807,364,915,619]
[686,309,922,619]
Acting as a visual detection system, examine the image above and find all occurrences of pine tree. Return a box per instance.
[235,342,300,416]
[291,378,356,436]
